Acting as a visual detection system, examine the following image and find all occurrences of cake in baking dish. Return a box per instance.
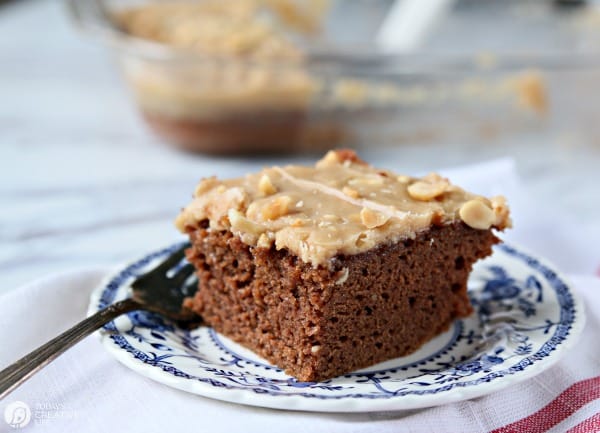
[175,150,511,381]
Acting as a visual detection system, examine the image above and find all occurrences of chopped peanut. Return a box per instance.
[342,186,360,199]
[360,207,390,229]
[258,174,277,195]
[261,195,292,220]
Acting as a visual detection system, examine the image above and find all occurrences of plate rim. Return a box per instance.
[88,242,586,412]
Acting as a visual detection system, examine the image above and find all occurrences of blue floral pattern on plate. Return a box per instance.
[89,243,585,412]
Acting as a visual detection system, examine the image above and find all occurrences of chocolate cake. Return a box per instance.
[176,150,511,381]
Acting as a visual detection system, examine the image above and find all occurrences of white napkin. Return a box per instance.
[0,270,599,433]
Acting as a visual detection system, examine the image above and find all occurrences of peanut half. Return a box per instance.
[407,177,449,201]
[459,199,495,230]
[360,207,390,229]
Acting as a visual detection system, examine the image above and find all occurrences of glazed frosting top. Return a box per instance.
[175,150,511,266]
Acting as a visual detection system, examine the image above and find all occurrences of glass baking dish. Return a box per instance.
[68,0,600,155]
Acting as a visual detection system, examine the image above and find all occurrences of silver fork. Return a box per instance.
[0,243,199,400]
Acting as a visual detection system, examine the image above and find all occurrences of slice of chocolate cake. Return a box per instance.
[175,150,511,382]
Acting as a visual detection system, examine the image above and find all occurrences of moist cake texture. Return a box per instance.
[176,150,511,381]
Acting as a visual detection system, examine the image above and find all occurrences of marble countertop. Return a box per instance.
[2,0,600,294]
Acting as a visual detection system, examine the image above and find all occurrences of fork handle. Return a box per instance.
[0,298,141,400]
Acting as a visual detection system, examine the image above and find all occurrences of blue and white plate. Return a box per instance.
[89,243,585,412]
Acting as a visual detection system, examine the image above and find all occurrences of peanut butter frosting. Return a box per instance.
[114,1,408,118]
[116,1,322,118]
[175,150,511,266]
[115,1,322,60]
[116,3,546,123]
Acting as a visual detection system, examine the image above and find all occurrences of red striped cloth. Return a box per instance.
[491,376,600,433]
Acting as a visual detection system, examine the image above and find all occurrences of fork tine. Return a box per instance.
[152,243,190,274]
[171,263,196,287]
[180,275,199,298]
